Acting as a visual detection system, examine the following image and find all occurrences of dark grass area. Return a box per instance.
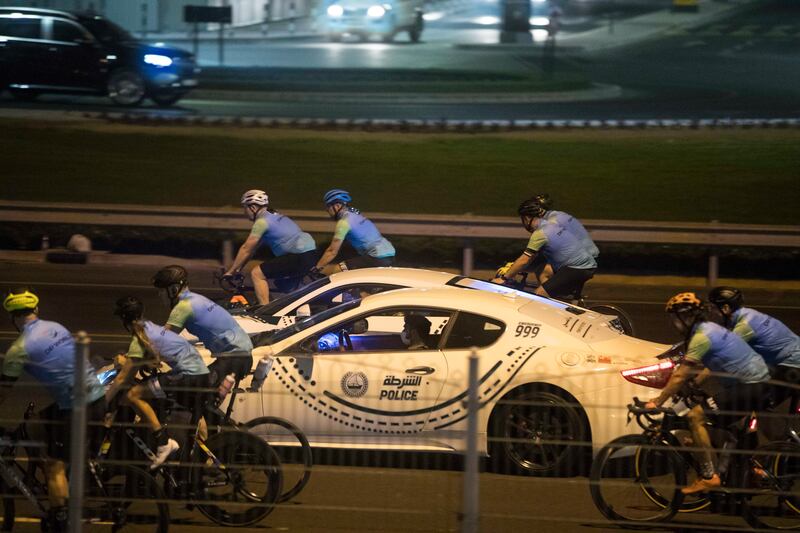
[1,120,799,225]
[196,65,590,93]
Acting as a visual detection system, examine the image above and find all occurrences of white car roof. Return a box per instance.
[327,267,457,286]
[357,285,528,314]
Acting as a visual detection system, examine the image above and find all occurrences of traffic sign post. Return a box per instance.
[184,5,233,66]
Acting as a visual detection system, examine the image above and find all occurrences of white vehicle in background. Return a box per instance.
[318,0,425,42]
[208,286,679,476]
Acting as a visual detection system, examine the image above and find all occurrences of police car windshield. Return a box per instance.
[254,298,361,346]
[253,277,332,318]
[81,17,134,43]
[446,276,574,311]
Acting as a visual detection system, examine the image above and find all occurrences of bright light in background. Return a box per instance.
[531,29,549,42]
[530,16,550,26]
[474,15,500,25]
[367,5,386,18]
[423,11,444,21]
[532,0,548,4]
[327,4,344,17]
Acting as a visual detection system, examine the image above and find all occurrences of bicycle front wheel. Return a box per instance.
[197,430,283,527]
[90,464,169,532]
[590,434,685,524]
[243,416,313,502]
[742,441,800,530]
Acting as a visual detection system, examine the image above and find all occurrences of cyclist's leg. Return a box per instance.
[259,251,317,302]
[38,403,70,530]
[128,378,180,465]
[250,266,271,305]
[539,266,595,300]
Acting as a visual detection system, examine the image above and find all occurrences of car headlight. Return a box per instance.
[144,54,173,67]
[367,5,386,18]
[327,4,344,17]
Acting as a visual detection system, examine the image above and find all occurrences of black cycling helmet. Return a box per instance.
[708,286,743,311]
[152,265,188,289]
[517,195,549,219]
[114,296,144,323]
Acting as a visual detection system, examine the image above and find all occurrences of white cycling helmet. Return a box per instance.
[241,189,269,207]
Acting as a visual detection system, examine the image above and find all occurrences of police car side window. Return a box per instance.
[0,17,41,39]
[443,312,505,349]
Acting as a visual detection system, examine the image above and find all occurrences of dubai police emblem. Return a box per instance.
[341,371,368,398]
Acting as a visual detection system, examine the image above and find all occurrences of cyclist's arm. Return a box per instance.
[649,333,710,406]
[732,317,756,343]
[491,252,533,284]
[0,337,26,406]
[492,230,546,283]
[226,218,267,275]
[164,299,193,334]
[316,218,350,269]
[105,339,145,402]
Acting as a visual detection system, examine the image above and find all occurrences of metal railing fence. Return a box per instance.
[2,200,799,285]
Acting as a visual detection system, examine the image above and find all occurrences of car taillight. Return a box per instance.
[621,360,675,389]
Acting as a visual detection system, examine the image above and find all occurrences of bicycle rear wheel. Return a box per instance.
[742,441,800,530]
[243,416,313,502]
[590,434,684,524]
[197,430,283,526]
[90,464,169,532]
[587,304,636,336]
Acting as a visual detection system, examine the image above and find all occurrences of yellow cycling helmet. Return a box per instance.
[3,289,39,313]
[665,292,703,313]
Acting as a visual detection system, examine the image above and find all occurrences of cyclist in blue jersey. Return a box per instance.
[152,265,253,387]
[315,189,395,275]
[108,296,213,467]
[224,189,318,304]
[492,197,597,300]
[646,292,771,494]
[709,286,800,403]
[1,289,106,531]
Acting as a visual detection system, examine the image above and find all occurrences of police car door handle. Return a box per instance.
[406,366,435,375]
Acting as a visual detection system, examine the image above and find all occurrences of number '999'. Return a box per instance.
[514,324,540,338]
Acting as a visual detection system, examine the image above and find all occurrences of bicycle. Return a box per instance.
[0,401,169,532]
[499,270,636,336]
[100,370,284,527]
[213,269,325,311]
[589,395,800,529]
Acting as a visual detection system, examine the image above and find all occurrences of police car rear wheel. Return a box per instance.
[490,388,587,477]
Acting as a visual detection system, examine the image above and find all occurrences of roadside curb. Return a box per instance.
[90,112,800,132]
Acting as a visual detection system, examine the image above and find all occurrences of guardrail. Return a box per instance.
[2,200,798,285]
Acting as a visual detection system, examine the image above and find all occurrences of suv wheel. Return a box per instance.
[107,69,146,107]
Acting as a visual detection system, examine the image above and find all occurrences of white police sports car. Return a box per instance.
[214,286,676,476]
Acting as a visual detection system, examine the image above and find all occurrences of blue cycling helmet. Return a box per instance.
[323,189,352,206]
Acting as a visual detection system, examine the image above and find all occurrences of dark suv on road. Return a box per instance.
[0,7,198,106]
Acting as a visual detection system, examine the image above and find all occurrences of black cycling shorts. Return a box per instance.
[259,250,318,279]
[40,396,107,461]
[339,255,394,271]
[705,381,773,429]
[150,373,213,416]
[542,266,595,300]
[208,353,254,386]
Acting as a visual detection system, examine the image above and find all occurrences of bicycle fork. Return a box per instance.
[0,455,46,516]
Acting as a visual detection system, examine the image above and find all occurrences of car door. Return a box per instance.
[269,306,451,446]
[0,15,45,87]
[44,18,103,90]
[430,311,508,431]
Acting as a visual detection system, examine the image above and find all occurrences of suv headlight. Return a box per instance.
[327,4,344,17]
[367,5,386,18]
[144,54,173,67]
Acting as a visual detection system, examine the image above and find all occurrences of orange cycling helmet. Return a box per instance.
[665,292,703,313]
